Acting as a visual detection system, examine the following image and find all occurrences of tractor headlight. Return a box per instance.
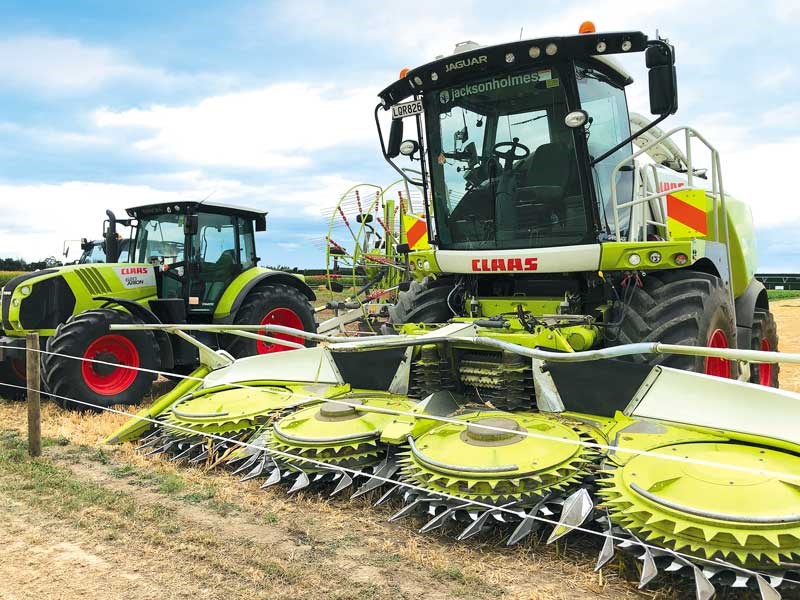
[674,253,689,266]
[545,43,558,56]
[423,260,431,270]
[416,259,424,268]
[529,46,541,58]
[19,285,31,296]
[628,253,642,266]
[12,298,19,307]
[648,251,662,264]
[596,41,607,53]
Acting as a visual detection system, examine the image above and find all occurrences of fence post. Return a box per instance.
[26,332,41,457]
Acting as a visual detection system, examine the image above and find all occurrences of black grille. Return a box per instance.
[1,269,57,330]
[18,276,76,330]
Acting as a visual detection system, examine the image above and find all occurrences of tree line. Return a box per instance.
[0,256,63,271]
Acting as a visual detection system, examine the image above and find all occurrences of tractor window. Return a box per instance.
[134,215,185,265]
[237,218,256,269]
[191,213,241,309]
[425,65,588,250]
[576,63,634,236]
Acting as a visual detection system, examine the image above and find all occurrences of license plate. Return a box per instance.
[391,99,423,120]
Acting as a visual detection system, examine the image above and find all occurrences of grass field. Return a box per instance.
[0,302,799,599]
[768,289,800,300]
[0,270,25,286]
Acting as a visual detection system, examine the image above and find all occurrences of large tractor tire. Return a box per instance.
[750,309,779,387]
[389,278,453,325]
[611,270,738,378]
[0,355,27,400]
[226,284,316,358]
[44,309,160,410]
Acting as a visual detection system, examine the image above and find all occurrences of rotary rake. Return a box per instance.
[107,322,800,599]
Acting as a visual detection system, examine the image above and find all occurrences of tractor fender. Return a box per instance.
[213,269,316,325]
[94,296,174,369]
[732,278,770,348]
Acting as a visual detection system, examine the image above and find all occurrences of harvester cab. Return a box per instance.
[377,25,777,386]
[0,200,317,407]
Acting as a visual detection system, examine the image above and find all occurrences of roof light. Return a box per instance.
[621,39,632,51]
[413,76,423,86]
[399,68,410,79]
[564,110,589,128]
[529,46,541,58]
[579,21,596,34]
[596,41,607,53]
[545,43,558,56]
[505,52,515,63]
[431,72,438,81]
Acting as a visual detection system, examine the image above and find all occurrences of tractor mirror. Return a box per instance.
[255,216,267,232]
[387,118,404,158]
[329,281,344,293]
[183,215,198,236]
[356,214,374,224]
[646,44,678,115]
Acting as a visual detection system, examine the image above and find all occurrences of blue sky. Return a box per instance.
[0,0,798,271]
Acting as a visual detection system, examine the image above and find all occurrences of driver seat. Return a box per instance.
[514,143,573,229]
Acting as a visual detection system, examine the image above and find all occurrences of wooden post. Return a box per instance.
[26,332,41,457]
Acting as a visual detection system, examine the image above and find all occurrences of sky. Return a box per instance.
[0,0,798,271]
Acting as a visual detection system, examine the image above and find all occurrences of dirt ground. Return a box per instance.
[0,299,798,600]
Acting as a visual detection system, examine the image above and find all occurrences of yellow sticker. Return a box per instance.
[546,78,560,88]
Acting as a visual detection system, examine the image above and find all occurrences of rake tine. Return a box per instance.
[232,451,262,475]
[241,454,268,481]
[457,508,497,541]
[288,470,311,494]
[373,484,401,507]
[260,467,282,488]
[420,503,469,534]
[389,497,427,522]
[351,460,399,499]
[330,471,354,497]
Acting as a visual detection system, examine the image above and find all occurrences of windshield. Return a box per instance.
[425,65,588,250]
[133,215,185,265]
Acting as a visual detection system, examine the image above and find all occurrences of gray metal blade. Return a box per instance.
[330,471,354,497]
[170,443,198,462]
[146,441,175,456]
[389,498,427,522]
[546,488,593,544]
[691,565,715,600]
[756,574,782,600]
[457,509,497,541]
[374,484,401,506]
[351,460,399,499]
[240,455,267,481]
[638,545,658,589]
[595,529,616,571]
[188,448,209,464]
[138,434,166,450]
[288,470,311,494]
[260,467,282,488]
[507,496,550,546]
[420,504,468,534]
[232,451,262,474]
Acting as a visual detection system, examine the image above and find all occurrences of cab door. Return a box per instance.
[188,213,242,315]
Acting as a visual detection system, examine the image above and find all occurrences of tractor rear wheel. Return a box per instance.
[610,270,738,377]
[0,355,28,400]
[389,278,453,325]
[226,284,316,358]
[750,309,779,387]
[44,309,159,410]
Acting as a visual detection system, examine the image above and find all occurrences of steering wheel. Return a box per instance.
[492,138,530,171]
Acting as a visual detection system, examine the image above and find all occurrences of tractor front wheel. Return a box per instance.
[226,284,316,358]
[44,309,160,410]
[611,270,738,378]
[389,278,454,325]
[750,309,779,387]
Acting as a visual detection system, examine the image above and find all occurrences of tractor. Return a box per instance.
[0,201,317,407]
[376,24,778,389]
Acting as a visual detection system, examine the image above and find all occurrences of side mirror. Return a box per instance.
[183,215,198,236]
[255,216,267,232]
[646,44,678,115]
[387,118,404,158]
[356,214,374,224]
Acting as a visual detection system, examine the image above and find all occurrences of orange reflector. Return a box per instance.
[399,67,410,79]
[579,21,596,34]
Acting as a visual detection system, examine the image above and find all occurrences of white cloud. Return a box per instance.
[93,82,379,169]
[0,172,360,261]
[755,65,795,89]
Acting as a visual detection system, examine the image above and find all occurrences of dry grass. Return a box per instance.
[1,300,799,599]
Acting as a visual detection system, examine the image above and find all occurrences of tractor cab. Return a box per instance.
[125,202,266,319]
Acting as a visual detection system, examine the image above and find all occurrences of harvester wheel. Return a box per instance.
[750,309,779,387]
[612,270,738,377]
[0,356,27,400]
[226,284,316,357]
[44,309,159,410]
[389,278,453,324]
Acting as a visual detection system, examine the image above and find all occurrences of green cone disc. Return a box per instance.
[400,411,601,504]
[599,442,800,566]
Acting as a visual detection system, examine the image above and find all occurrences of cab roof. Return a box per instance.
[378,30,647,107]
[126,201,268,220]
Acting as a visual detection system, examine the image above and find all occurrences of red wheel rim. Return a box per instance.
[704,329,731,378]
[758,337,773,386]
[81,334,140,395]
[257,308,304,354]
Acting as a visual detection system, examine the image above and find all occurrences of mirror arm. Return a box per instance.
[589,111,668,167]
[375,103,423,186]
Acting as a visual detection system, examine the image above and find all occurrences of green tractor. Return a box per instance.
[377,27,778,388]
[0,201,317,407]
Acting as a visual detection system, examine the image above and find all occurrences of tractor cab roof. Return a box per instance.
[126,201,267,221]
[378,30,646,107]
